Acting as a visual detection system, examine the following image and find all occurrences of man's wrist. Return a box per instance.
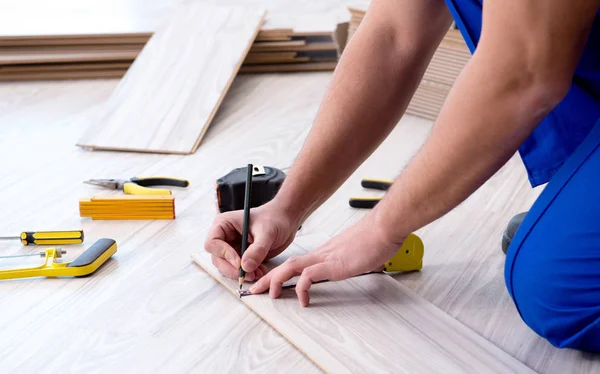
[371,200,412,246]
[271,193,313,227]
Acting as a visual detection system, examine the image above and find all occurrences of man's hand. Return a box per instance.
[249,213,403,307]
[204,202,299,281]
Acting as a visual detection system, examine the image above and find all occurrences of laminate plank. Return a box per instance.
[251,41,338,52]
[244,57,311,65]
[245,51,299,61]
[0,36,151,47]
[0,62,131,74]
[0,47,140,65]
[239,61,337,73]
[0,69,127,81]
[250,40,306,50]
[253,35,292,42]
[191,240,534,374]
[76,3,266,154]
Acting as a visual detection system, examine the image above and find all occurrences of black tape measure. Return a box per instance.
[216,166,286,213]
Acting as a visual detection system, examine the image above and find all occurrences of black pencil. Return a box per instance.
[238,163,253,295]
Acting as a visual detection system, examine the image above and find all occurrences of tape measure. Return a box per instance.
[216,166,286,213]
[383,233,424,272]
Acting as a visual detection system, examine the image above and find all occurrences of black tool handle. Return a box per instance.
[361,178,393,191]
[348,198,381,209]
[68,238,116,268]
[130,177,190,188]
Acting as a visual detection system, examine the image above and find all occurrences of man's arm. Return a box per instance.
[204,0,452,279]
[252,0,600,305]
[374,0,600,242]
[273,0,453,225]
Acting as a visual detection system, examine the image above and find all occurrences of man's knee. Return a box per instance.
[506,222,600,352]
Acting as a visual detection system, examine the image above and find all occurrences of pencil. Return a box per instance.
[238,163,253,296]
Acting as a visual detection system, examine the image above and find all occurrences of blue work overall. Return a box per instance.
[443,0,600,351]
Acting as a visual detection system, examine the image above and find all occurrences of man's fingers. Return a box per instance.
[211,256,259,281]
[211,255,238,279]
[204,216,243,268]
[253,255,318,299]
[254,265,266,280]
[242,236,273,273]
[250,270,272,294]
[205,239,240,268]
[296,263,331,307]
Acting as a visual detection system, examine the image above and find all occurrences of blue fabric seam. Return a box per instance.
[507,126,600,322]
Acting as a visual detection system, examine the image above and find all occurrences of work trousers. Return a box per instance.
[506,118,600,351]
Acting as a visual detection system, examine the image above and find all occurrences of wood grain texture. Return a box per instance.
[191,240,534,374]
[347,5,469,120]
[76,3,266,154]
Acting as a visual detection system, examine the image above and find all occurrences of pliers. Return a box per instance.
[84,176,190,195]
[348,178,393,209]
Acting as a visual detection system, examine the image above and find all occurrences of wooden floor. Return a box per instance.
[1,1,600,373]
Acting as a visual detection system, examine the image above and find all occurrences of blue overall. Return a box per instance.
[443,0,600,351]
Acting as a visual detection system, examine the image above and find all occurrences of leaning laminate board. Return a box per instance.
[190,244,534,374]
[76,4,265,154]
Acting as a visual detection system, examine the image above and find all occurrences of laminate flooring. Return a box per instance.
[76,3,265,154]
[191,242,533,373]
[2,71,600,372]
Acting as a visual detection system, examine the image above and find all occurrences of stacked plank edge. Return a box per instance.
[0,11,345,81]
[348,6,471,120]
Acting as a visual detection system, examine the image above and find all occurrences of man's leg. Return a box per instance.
[505,118,600,352]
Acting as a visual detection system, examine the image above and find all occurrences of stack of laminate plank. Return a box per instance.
[0,9,347,81]
[347,6,471,120]
[241,26,344,73]
[0,10,154,81]
[79,195,176,220]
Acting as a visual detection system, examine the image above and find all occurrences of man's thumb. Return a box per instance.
[242,236,273,272]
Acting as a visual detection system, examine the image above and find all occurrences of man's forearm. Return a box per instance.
[274,0,452,224]
[371,48,588,246]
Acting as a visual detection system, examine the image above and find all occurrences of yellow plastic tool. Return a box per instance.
[0,238,117,281]
[383,233,424,272]
[0,230,84,246]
